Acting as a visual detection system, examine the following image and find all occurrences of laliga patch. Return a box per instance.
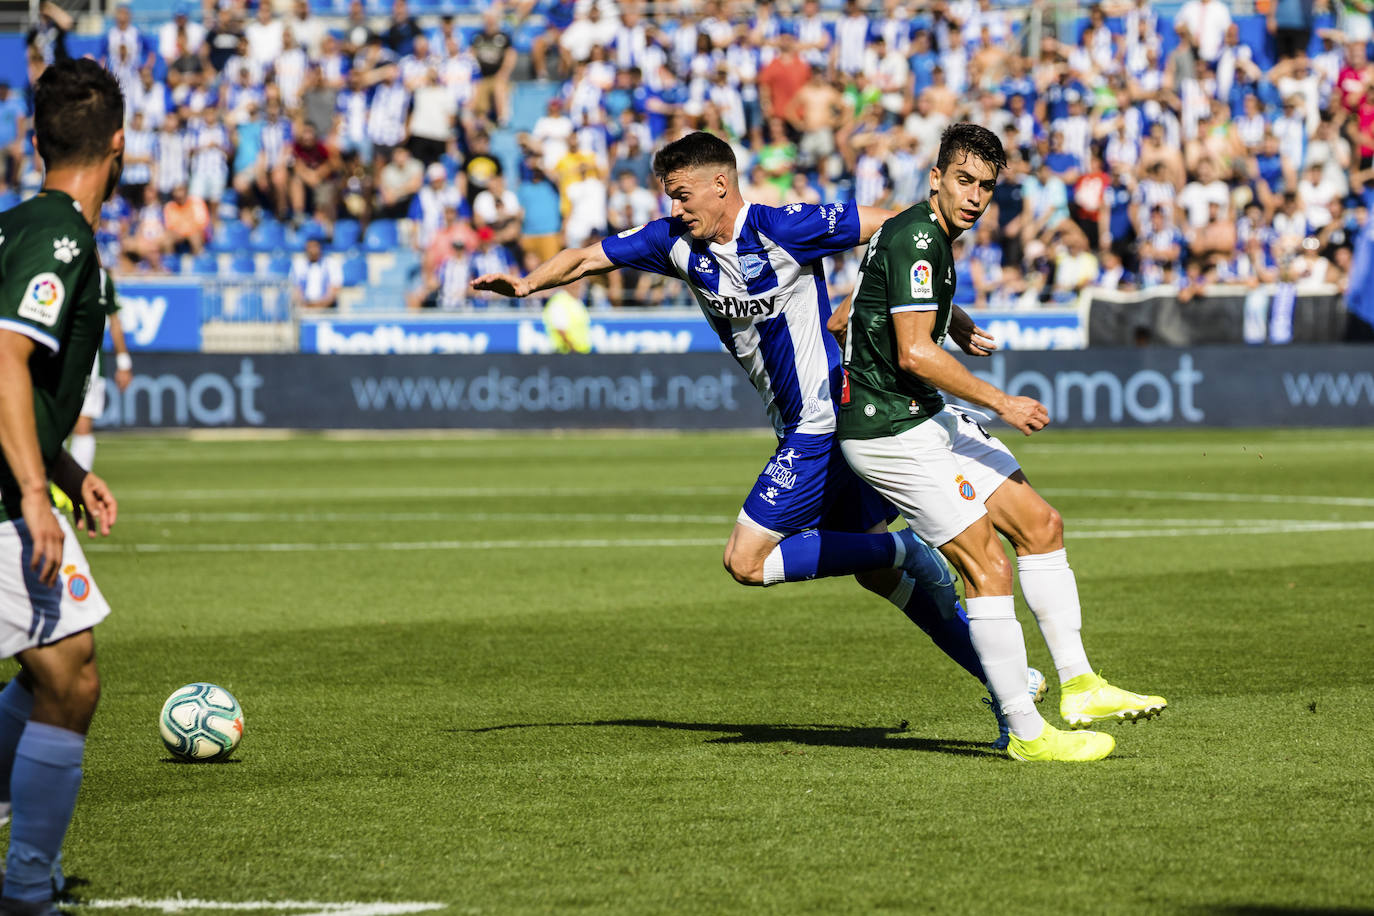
[18,273,65,327]
[911,260,934,299]
[617,224,644,239]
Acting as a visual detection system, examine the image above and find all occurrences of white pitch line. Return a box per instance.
[71,901,446,916]
[133,510,730,525]
[85,537,723,554]
[1072,521,1374,538]
[82,521,1374,554]
[115,484,741,501]
[1041,487,1374,508]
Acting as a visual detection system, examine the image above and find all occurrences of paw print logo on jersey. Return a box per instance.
[784,203,804,214]
[696,255,715,273]
[913,231,933,250]
[762,486,779,505]
[53,237,80,264]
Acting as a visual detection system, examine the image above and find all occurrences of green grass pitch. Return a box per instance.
[30,427,1374,914]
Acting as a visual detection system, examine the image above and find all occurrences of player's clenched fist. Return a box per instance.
[997,395,1050,436]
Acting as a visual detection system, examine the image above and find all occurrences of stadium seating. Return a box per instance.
[249,220,287,254]
[331,220,362,253]
[265,254,294,280]
[341,255,369,288]
[209,220,249,255]
[363,220,399,253]
[229,252,257,275]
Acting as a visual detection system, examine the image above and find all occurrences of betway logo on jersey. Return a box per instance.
[701,294,779,318]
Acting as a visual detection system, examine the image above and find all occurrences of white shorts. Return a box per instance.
[0,510,111,658]
[80,362,106,420]
[840,406,1022,547]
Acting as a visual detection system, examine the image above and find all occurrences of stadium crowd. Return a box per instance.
[11,0,1374,315]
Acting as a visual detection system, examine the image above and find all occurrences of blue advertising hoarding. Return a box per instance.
[298,310,1084,354]
[105,281,203,352]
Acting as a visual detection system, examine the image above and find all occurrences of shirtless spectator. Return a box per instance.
[758,32,810,123]
[788,71,844,169]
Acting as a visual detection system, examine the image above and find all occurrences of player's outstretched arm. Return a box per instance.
[470,242,617,299]
[856,205,898,244]
[0,331,63,584]
[894,309,1047,435]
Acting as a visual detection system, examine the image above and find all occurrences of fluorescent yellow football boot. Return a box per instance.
[1006,721,1115,762]
[1060,672,1167,728]
[49,482,74,514]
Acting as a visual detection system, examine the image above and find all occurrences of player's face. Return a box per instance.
[930,152,998,234]
[662,167,731,242]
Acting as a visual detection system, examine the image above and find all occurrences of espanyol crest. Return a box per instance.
[740,253,767,281]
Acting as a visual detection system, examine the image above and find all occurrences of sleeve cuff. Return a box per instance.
[0,319,60,353]
[890,303,939,314]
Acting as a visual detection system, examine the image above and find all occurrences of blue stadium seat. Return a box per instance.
[228,252,257,275]
[250,220,286,253]
[363,220,398,252]
[190,251,219,274]
[341,255,368,287]
[331,219,361,252]
[300,218,329,242]
[209,220,249,254]
[265,253,293,279]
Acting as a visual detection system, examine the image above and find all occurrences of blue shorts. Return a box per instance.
[739,432,896,538]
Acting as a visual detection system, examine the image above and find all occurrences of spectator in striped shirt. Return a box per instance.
[118,111,155,209]
[154,113,188,200]
[188,106,230,204]
[291,238,343,310]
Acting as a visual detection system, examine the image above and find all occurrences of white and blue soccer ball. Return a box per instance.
[159,682,244,762]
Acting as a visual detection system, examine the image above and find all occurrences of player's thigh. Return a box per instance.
[722,521,782,583]
[737,433,834,540]
[839,418,986,548]
[0,512,111,665]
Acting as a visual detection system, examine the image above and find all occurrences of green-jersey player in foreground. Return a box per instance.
[834,123,1166,762]
[0,58,123,909]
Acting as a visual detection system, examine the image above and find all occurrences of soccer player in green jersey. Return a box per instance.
[834,124,1166,762]
[0,58,123,909]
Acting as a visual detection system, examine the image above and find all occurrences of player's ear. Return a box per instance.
[929,165,941,191]
[110,127,125,157]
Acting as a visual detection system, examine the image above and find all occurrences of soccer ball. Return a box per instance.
[159,683,244,762]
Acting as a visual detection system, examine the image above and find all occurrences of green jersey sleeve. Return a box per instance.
[0,226,95,354]
[885,229,947,315]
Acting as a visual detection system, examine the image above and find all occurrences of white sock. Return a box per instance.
[70,434,96,471]
[964,595,1043,740]
[1017,549,1092,683]
[761,545,786,586]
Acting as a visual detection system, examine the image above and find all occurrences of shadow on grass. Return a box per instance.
[459,719,993,757]
[158,757,243,765]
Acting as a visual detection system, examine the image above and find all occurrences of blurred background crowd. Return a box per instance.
[11,0,1374,312]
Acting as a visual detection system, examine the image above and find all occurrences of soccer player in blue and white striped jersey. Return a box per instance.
[475,132,1017,729]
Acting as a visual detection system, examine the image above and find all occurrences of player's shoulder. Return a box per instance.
[0,194,93,263]
[878,203,946,257]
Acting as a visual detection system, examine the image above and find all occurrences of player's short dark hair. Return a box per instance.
[936,123,1007,176]
[652,131,736,180]
[33,58,124,170]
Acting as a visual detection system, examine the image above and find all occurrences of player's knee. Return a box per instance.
[1026,506,1063,553]
[722,551,764,586]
